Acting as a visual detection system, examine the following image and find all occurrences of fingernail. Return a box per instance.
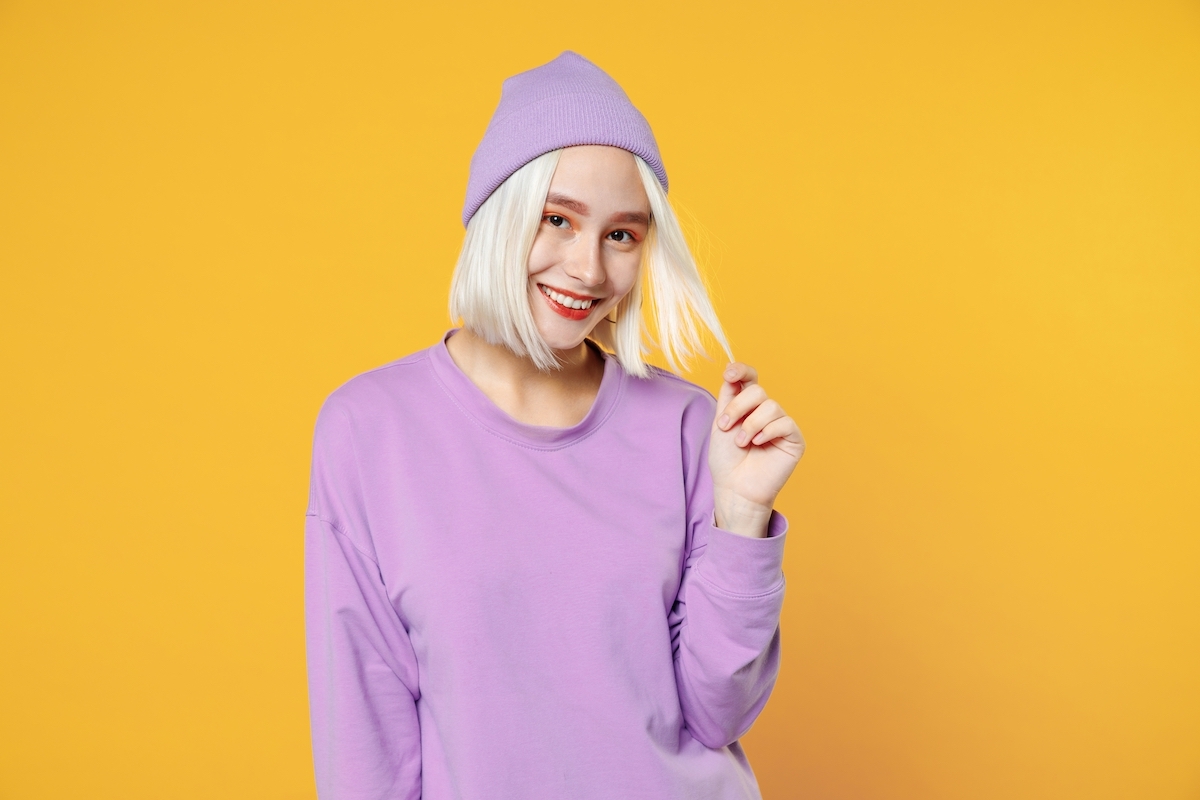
[724,368,737,379]
[718,414,730,430]
[736,430,749,446]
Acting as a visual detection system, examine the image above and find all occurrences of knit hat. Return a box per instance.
[462,51,668,227]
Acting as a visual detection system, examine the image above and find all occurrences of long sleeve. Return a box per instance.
[668,395,789,750]
[305,403,422,799]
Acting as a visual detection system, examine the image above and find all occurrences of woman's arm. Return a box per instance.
[306,406,422,799]
[669,366,803,748]
[669,510,787,749]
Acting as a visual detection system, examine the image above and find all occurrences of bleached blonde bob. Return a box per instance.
[448,149,732,378]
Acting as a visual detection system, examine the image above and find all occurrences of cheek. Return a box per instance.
[610,253,643,294]
[526,236,556,277]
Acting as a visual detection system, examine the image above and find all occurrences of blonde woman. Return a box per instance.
[305,51,805,799]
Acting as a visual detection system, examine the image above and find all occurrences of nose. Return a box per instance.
[564,236,606,288]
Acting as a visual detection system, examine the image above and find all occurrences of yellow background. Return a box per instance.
[2,1,1197,797]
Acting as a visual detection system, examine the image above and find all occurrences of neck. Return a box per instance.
[445,328,605,427]
[449,327,598,380]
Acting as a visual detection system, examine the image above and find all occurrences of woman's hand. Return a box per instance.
[709,362,805,538]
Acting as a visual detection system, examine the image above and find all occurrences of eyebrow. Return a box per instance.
[545,192,650,227]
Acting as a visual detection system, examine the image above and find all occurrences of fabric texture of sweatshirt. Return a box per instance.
[305,331,788,799]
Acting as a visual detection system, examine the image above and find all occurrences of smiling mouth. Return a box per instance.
[539,284,600,320]
[540,285,596,310]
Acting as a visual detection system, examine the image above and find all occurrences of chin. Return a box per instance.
[530,314,593,353]
[538,328,593,354]
[525,303,589,350]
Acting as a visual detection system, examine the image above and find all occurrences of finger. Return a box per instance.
[750,417,806,456]
[716,364,754,410]
[716,362,759,413]
[722,362,759,388]
[716,384,768,431]
[736,399,786,446]
[716,374,739,411]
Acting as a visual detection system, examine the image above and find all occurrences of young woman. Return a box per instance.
[305,52,805,799]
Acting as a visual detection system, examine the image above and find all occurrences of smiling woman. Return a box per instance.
[531,156,648,338]
[449,143,729,378]
[305,51,805,799]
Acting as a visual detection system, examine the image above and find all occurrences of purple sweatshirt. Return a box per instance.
[305,332,788,799]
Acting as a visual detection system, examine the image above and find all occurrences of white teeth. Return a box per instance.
[541,285,594,311]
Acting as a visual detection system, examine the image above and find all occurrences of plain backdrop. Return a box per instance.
[1,1,1198,798]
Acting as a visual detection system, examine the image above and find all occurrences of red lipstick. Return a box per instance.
[538,284,600,321]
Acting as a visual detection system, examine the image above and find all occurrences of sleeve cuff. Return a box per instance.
[695,511,789,596]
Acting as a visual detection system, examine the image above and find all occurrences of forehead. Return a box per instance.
[547,146,649,209]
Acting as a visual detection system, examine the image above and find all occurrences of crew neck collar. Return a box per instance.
[428,329,625,450]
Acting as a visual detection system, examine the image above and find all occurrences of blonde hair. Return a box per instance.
[448,148,731,377]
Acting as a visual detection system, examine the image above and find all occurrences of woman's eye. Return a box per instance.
[608,230,636,243]
[544,214,569,228]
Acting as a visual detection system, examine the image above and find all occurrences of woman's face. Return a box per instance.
[527,145,651,353]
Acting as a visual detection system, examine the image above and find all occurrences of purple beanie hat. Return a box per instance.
[462,51,668,227]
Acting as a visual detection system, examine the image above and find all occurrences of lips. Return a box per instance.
[539,284,600,321]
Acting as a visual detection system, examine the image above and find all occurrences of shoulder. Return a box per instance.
[316,345,438,433]
[308,350,438,541]
[614,365,718,480]
[326,347,434,406]
[618,363,718,439]
[625,363,716,410]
